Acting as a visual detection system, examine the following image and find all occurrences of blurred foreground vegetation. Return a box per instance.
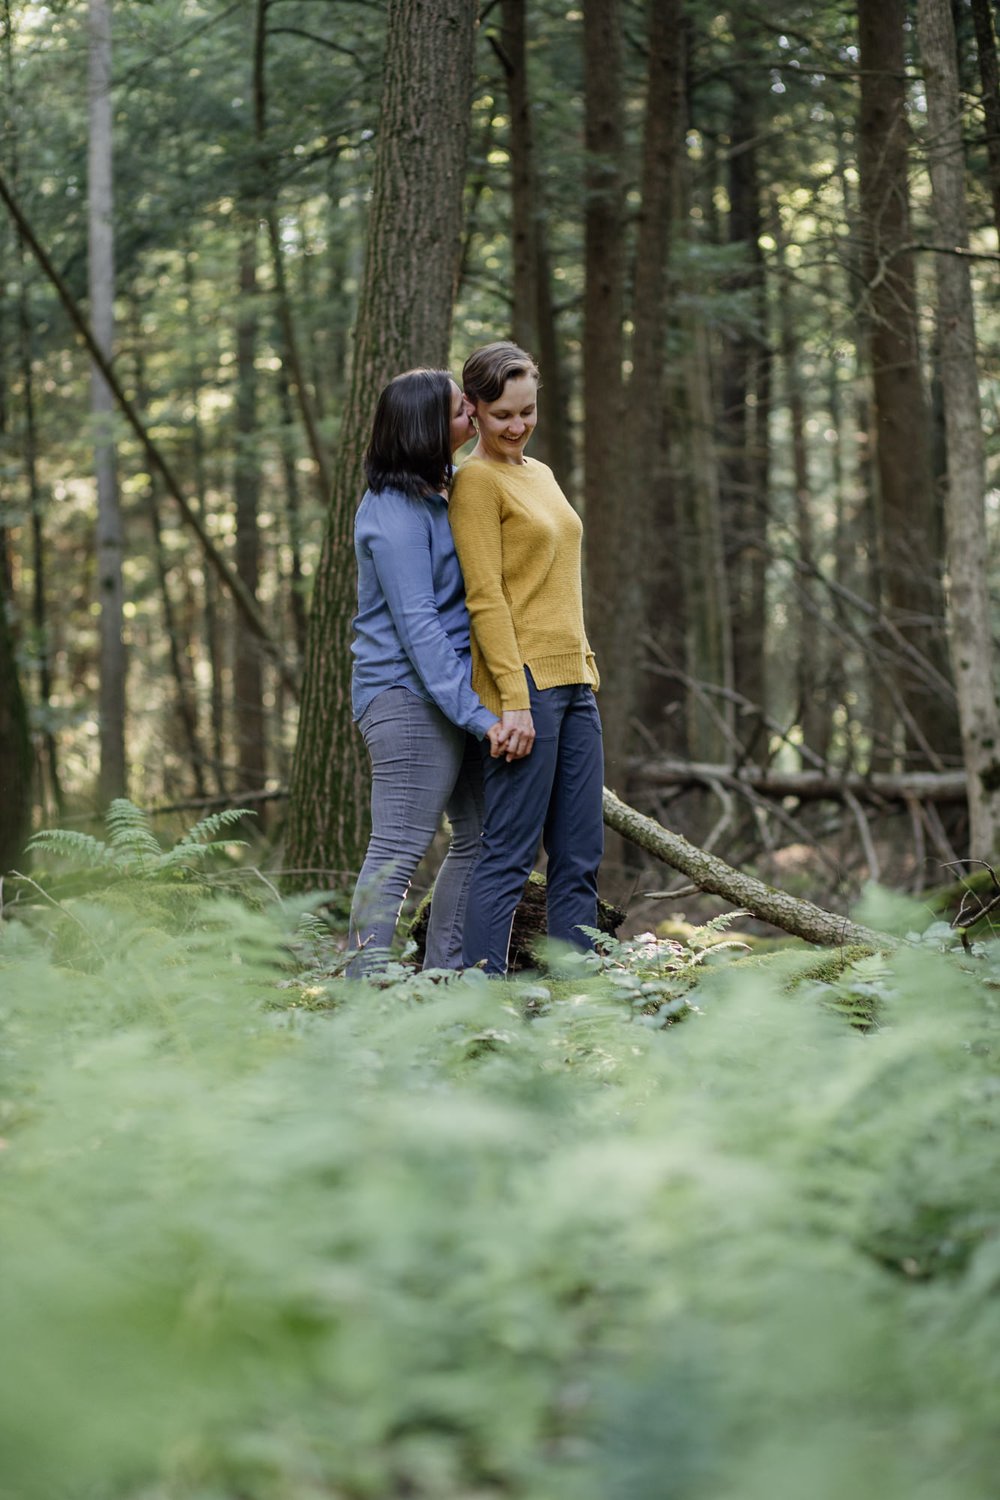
[2,861,1000,1500]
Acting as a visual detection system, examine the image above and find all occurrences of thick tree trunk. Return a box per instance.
[602,789,894,949]
[858,0,957,766]
[918,0,1000,859]
[582,0,629,791]
[88,0,126,805]
[284,0,477,890]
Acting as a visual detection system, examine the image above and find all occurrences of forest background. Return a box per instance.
[1,0,999,922]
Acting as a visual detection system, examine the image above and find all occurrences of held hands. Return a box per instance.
[487,709,535,762]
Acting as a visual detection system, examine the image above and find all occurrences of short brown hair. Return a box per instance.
[462,341,540,404]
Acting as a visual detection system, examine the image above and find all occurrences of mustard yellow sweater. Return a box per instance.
[448,455,599,714]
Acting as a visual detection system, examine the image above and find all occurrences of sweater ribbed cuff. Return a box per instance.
[496,668,531,711]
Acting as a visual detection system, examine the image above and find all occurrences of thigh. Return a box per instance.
[479,676,567,856]
[444,731,486,843]
[361,688,467,841]
[544,686,604,859]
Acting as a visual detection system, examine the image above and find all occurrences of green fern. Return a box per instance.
[28,799,253,882]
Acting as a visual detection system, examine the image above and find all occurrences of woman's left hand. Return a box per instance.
[498,709,535,761]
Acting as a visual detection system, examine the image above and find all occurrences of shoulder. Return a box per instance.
[451,458,503,511]
[357,485,433,534]
[452,456,495,489]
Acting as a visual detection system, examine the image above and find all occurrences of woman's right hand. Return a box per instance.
[497,709,535,762]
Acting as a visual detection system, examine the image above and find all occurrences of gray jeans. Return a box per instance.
[347,687,485,974]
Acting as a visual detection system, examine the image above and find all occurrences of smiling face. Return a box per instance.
[448,381,475,453]
[471,372,538,465]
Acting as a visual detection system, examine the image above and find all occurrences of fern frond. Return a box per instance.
[27,829,116,868]
[104,800,162,863]
[156,839,249,872]
[174,808,254,848]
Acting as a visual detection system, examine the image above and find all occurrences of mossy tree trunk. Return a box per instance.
[284,0,477,891]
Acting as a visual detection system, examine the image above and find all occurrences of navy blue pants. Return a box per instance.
[463,673,604,975]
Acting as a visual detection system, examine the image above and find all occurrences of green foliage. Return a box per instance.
[2,883,1000,1499]
[27,798,252,881]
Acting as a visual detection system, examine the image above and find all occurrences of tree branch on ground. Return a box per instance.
[602,788,896,949]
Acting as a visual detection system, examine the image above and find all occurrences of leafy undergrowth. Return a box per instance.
[2,876,1000,1500]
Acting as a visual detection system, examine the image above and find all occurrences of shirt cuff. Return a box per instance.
[471,707,499,739]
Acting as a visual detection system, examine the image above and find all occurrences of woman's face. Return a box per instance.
[472,373,538,464]
[449,381,475,453]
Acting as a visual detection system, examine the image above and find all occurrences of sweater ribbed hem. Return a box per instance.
[477,652,599,715]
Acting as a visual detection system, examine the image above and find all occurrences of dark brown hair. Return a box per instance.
[462,341,540,405]
[364,368,453,500]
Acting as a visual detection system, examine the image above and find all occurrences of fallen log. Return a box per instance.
[602,787,896,950]
[633,761,967,803]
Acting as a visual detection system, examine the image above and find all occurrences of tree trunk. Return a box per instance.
[181,242,227,796]
[3,0,62,817]
[0,550,32,869]
[970,0,1000,238]
[582,0,629,791]
[628,0,685,747]
[284,0,477,890]
[498,0,571,484]
[918,0,1000,859]
[775,220,826,758]
[602,789,894,949]
[675,306,733,762]
[88,0,126,805]
[233,218,267,794]
[718,19,769,727]
[858,0,958,767]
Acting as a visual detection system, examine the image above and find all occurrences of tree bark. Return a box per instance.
[602,789,895,949]
[89,0,126,805]
[858,0,957,766]
[918,0,1000,859]
[284,0,477,889]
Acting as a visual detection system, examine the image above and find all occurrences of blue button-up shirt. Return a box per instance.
[351,485,497,738]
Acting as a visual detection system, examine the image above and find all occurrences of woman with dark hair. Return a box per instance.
[347,368,512,974]
[449,342,603,976]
